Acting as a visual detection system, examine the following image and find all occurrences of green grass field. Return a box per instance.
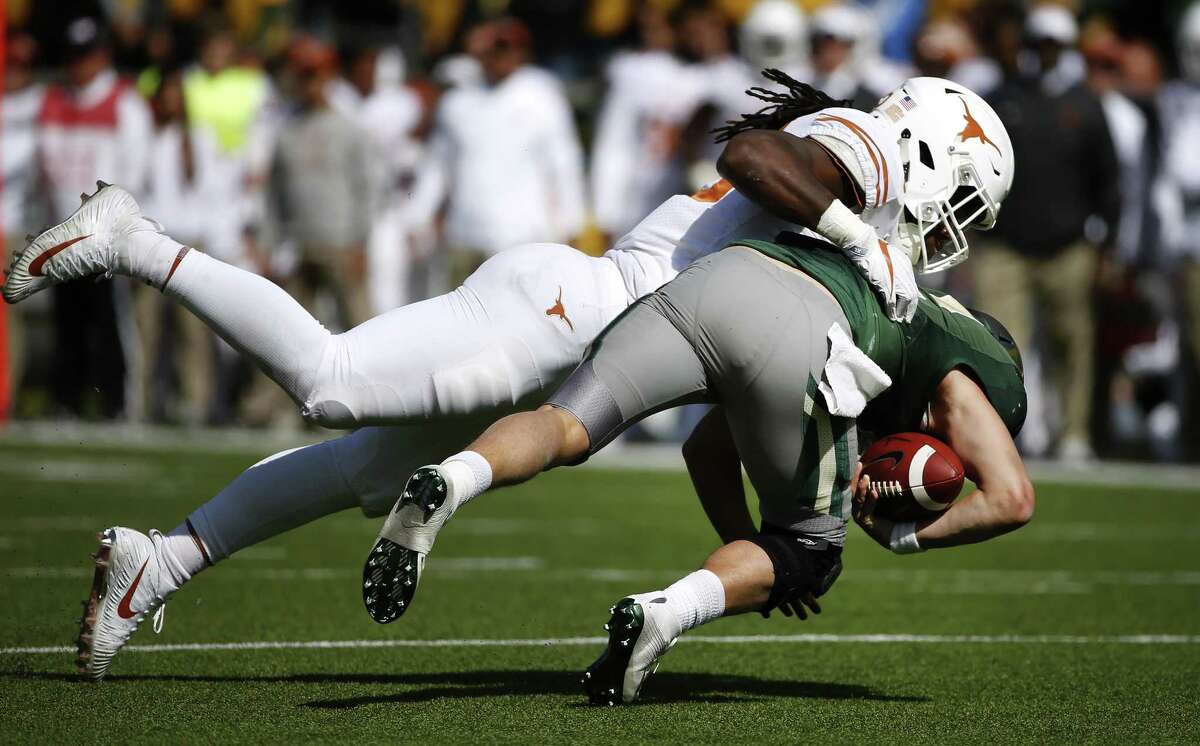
[1,440,1198,742]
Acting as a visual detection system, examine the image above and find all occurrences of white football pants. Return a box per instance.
[167,242,630,428]
[169,242,631,540]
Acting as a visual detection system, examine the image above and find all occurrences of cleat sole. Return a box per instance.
[361,467,446,623]
[360,539,418,623]
[75,530,115,679]
[582,598,645,706]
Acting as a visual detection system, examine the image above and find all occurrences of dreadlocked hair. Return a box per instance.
[712,68,851,143]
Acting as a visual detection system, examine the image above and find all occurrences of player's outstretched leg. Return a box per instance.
[4,182,332,411]
[76,424,487,679]
[7,187,625,427]
[363,406,589,623]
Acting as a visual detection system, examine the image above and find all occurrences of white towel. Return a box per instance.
[817,323,892,418]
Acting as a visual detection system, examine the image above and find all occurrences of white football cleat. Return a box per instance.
[362,465,460,623]
[582,593,681,705]
[76,527,177,681]
[3,181,141,304]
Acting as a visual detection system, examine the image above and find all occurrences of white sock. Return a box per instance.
[440,450,493,506]
[158,521,212,587]
[185,441,360,564]
[663,569,726,632]
[117,218,186,288]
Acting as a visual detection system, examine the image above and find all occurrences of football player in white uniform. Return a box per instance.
[4,73,1009,680]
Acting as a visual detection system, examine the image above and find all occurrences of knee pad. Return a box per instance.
[748,525,843,612]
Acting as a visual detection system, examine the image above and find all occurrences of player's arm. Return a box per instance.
[682,407,757,544]
[716,130,917,322]
[716,130,858,228]
[855,369,1035,550]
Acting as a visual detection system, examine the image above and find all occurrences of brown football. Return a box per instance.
[860,432,965,521]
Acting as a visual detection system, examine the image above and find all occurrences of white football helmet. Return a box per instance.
[740,0,808,74]
[873,77,1015,273]
[1179,2,1200,82]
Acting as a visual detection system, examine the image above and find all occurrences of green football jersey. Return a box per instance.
[738,233,1027,437]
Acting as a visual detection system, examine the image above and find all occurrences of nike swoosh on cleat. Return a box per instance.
[116,559,150,619]
[29,235,92,277]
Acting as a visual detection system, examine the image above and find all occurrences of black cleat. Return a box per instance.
[361,467,448,624]
[582,598,644,706]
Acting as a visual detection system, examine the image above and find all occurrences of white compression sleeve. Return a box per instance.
[184,440,360,564]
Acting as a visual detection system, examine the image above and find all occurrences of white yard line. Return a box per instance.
[3,633,1198,657]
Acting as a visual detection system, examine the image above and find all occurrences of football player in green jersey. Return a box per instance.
[359,80,1033,705]
[372,239,1032,702]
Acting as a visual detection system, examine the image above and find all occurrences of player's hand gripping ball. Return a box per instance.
[859,433,965,521]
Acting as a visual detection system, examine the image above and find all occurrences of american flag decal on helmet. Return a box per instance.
[899,95,917,110]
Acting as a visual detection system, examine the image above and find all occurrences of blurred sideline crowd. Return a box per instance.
[4,0,1200,463]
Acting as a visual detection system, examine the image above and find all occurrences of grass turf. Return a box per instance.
[0,441,1198,742]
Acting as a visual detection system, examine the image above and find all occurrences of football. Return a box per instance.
[860,432,965,521]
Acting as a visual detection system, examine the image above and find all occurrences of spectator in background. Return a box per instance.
[409,17,586,285]
[591,4,699,242]
[184,20,272,169]
[138,68,227,424]
[912,16,1002,97]
[674,3,756,189]
[809,3,863,102]
[844,2,911,100]
[2,30,45,412]
[266,36,373,329]
[739,0,809,83]
[329,44,428,313]
[1160,1,1200,457]
[975,4,1121,462]
[183,19,275,255]
[181,20,275,425]
[37,16,153,419]
[1082,26,1154,267]
[1083,27,1178,459]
